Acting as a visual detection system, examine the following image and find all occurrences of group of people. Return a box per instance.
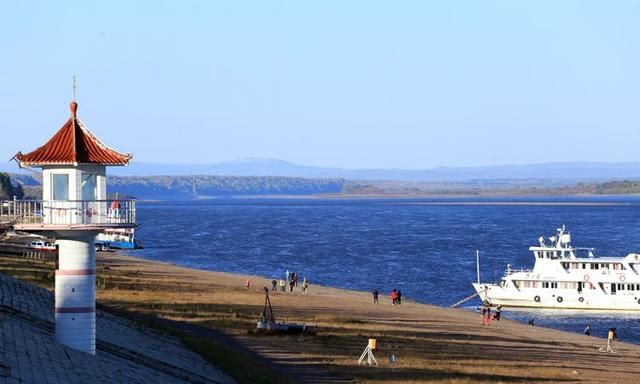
[270,270,309,293]
[371,288,402,305]
[480,302,501,326]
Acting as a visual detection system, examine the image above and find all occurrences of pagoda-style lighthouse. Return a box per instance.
[8,100,135,354]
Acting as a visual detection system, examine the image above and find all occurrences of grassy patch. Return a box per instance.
[314,314,367,324]
[180,334,290,384]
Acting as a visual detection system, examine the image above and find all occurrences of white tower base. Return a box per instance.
[55,232,97,355]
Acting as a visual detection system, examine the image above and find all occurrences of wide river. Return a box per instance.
[131,196,640,343]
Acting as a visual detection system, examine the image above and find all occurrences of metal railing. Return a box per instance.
[0,200,136,226]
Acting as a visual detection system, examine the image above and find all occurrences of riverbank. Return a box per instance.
[2,252,640,383]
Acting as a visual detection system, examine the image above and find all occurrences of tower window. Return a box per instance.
[52,174,69,200]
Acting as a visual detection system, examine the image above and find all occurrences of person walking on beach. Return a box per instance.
[293,273,299,287]
[481,306,487,325]
[397,290,402,305]
[584,325,592,336]
[391,289,398,305]
[484,306,492,326]
[289,279,295,293]
[271,279,277,291]
[279,279,286,292]
[372,288,379,303]
[493,305,502,321]
[302,277,309,293]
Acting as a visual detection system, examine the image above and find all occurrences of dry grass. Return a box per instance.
[2,252,640,383]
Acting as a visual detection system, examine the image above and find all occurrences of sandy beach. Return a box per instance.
[3,251,640,383]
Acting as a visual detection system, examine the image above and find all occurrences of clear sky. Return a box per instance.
[1,1,639,169]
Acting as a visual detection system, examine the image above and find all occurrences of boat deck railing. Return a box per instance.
[0,199,136,226]
[504,268,533,277]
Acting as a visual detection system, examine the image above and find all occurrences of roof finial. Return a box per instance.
[70,75,78,116]
[72,75,77,101]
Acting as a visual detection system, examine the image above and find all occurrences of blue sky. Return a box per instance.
[1,1,638,169]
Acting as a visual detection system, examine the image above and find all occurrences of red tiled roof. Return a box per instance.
[15,101,132,166]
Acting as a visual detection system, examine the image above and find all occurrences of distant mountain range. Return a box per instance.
[3,158,640,182]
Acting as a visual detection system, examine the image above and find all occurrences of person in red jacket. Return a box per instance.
[391,289,398,305]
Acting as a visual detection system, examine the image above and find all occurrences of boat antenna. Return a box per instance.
[476,250,480,284]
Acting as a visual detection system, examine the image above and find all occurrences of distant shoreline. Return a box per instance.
[138,193,636,203]
[384,201,629,206]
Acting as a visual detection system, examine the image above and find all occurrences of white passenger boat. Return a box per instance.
[473,225,640,310]
[95,228,142,250]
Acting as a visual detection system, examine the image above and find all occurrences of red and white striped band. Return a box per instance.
[55,307,96,314]
[55,269,96,276]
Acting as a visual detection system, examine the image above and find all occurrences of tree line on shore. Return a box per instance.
[4,172,640,201]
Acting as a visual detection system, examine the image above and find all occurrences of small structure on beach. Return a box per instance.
[256,287,313,334]
[3,98,135,354]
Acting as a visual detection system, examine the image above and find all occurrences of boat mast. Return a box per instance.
[476,249,480,284]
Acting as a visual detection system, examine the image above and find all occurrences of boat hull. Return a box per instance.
[473,283,640,311]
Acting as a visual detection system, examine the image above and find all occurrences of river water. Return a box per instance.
[130,196,640,342]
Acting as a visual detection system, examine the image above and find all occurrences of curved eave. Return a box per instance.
[16,160,132,168]
[13,111,134,167]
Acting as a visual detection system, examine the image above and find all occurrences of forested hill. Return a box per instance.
[108,175,344,200]
[0,173,24,199]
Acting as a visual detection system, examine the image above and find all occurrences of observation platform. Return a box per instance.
[0,199,136,232]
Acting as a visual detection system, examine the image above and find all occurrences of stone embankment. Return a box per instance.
[0,272,234,384]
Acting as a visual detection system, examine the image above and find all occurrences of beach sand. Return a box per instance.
[2,252,640,383]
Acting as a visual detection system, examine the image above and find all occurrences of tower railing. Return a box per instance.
[0,199,136,226]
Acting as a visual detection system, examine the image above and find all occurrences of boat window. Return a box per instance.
[561,262,569,270]
[628,284,635,291]
[637,284,640,291]
[611,284,617,294]
[551,282,558,289]
[581,263,587,269]
[618,284,625,291]
[542,282,550,288]
[537,251,543,259]
[590,263,599,270]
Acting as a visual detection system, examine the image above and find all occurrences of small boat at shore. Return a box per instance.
[26,239,56,251]
[95,228,143,251]
[474,225,640,310]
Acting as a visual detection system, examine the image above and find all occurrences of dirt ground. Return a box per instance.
[3,252,640,383]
